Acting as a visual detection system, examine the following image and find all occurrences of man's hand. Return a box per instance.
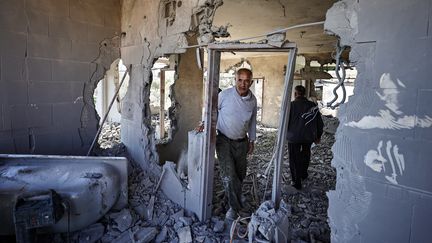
[248,141,254,155]
[195,121,204,133]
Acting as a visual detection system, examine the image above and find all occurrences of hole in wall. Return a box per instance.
[93,59,129,149]
[150,57,176,144]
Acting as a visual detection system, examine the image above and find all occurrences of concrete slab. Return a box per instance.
[27,104,53,128]
[410,196,432,242]
[0,0,24,15]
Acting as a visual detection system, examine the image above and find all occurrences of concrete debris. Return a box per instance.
[155,226,168,243]
[212,118,337,242]
[77,223,105,243]
[212,219,225,233]
[64,116,337,243]
[98,122,121,149]
[248,200,291,242]
[322,116,339,134]
[113,208,133,232]
[177,226,193,243]
[131,227,158,243]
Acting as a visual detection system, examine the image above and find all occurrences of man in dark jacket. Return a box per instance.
[287,85,324,190]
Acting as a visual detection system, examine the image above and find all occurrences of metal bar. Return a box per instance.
[200,49,220,220]
[87,64,131,156]
[271,48,297,208]
[159,70,165,139]
[207,42,296,51]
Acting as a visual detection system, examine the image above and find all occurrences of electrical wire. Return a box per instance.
[327,39,348,109]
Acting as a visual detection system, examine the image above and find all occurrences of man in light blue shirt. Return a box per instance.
[216,68,257,220]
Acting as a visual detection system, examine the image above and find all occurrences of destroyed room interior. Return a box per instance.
[0,0,431,243]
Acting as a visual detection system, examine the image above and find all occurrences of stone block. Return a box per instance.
[27,11,49,35]
[49,16,88,40]
[0,0,24,15]
[27,0,69,17]
[70,82,84,103]
[0,31,26,57]
[9,104,28,129]
[87,24,118,42]
[29,81,71,104]
[104,6,121,28]
[52,103,82,128]
[0,137,14,153]
[52,60,89,82]
[0,81,28,105]
[28,34,71,59]
[33,129,74,155]
[70,1,105,25]
[0,10,26,33]
[28,58,52,81]
[70,41,100,62]
[0,105,11,130]
[1,56,24,81]
[357,0,429,42]
[27,104,53,128]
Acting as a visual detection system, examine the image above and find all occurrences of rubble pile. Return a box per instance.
[212,116,338,243]
[80,115,338,242]
[98,122,121,149]
[71,145,227,243]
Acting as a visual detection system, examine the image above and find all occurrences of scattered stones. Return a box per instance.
[82,115,337,243]
[131,227,158,243]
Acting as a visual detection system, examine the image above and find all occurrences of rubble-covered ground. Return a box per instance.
[212,116,337,242]
[41,115,337,243]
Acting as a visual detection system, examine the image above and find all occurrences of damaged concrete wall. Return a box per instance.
[0,0,121,155]
[120,0,222,171]
[325,0,432,242]
[248,55,289,128]
[158,36,203,163]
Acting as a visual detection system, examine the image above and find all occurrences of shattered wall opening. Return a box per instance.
[94,59,129,149]
[149,57,176,144]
